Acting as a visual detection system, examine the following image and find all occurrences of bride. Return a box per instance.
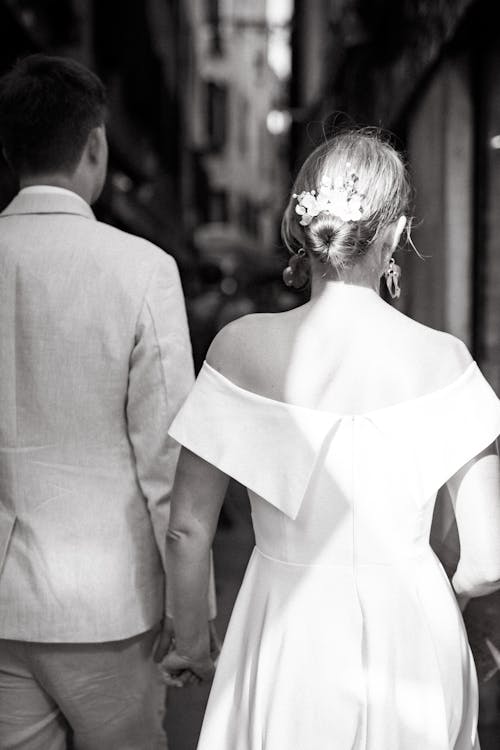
[161,130,500,749]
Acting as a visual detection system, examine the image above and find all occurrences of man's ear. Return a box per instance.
[86,125,106,165]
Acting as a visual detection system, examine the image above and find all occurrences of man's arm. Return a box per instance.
[126,253,216,618]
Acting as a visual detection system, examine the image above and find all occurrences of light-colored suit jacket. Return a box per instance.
[0,188,197,642]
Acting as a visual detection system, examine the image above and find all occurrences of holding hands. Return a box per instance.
[155,618,221,687]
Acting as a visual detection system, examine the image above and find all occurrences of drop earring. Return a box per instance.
[385,257,401,299]
[282,248,310,290]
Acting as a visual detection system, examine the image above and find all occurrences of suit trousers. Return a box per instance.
[0,627,167,750]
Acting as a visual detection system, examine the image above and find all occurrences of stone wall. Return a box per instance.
[332,0,476,125]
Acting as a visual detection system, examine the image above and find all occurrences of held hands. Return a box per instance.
[154,618,221,687]
[162,649,215,687]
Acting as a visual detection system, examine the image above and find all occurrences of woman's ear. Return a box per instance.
[392,215,407,251]
[380,215,407,268]
[382,216,406,267]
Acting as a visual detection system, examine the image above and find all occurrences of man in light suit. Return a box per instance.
[0,54,214,749]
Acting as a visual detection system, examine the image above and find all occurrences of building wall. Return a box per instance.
[479,34,500,390]
[402,52,474,347]
[400,1,500,393]
[290,0,333,168]
[188,0,287,252]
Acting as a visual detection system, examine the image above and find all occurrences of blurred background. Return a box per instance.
[0,0,499,747]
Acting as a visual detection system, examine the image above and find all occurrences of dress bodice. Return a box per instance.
[169,361,500,566]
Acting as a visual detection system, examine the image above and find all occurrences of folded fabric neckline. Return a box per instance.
[203,360,479,420]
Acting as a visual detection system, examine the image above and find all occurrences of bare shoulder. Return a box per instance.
[419,322,471,368]
[394,310,473,383]
[206,312,281,388]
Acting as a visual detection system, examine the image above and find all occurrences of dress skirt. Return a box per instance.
[197,547,479,750]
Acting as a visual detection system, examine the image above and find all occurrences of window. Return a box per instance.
[209,190,228,223]
[206,82,228,152]
[238,95,249,155]
[205,0,223,55]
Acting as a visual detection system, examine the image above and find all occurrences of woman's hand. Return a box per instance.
[154,617,221,687]
[154,616,175,664]
[161,648,216,686]
[158,620,221,687]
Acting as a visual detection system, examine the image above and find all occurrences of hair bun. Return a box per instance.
[306,212,360,269]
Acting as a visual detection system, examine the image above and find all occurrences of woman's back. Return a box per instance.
[208,282,472,417]
[196,290,486,567]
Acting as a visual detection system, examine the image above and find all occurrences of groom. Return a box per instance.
[0,55,213,749]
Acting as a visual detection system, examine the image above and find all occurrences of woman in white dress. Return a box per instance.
[162,131,500,749]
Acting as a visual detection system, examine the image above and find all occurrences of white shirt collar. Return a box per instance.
[19,185,90,208]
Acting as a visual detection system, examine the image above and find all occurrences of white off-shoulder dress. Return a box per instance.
[169,360,500,750]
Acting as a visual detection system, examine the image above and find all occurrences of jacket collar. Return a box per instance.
[0,189,95,221]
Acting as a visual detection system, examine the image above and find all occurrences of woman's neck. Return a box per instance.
[298,276,383,333]
[309,273,381,303]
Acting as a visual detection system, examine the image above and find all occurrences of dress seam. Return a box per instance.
[412,576,451,746]
[254,546,430,568]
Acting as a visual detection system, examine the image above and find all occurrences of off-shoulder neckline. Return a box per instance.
[202,360,479,419]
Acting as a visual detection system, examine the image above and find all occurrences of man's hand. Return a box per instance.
[155,618,221,664]
[162,649,215,684]
[155,618,221,687]
[209,620,222,663]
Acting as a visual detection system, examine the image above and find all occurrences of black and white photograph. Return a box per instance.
[0,1,499,749]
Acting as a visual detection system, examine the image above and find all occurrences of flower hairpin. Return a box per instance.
[293,171,365,227]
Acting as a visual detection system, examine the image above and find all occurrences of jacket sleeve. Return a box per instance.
[126,254,216,618]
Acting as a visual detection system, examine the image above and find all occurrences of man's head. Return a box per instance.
[0,54,108,203]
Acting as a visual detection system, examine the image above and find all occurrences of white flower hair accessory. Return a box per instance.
[293,170,365,227]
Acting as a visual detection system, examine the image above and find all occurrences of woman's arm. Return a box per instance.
[163,446,229,675]
[446,441,500,599]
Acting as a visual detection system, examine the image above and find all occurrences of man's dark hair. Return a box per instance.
[0,54,107,176]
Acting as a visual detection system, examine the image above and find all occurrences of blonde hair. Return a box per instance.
[281,129,412,270]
